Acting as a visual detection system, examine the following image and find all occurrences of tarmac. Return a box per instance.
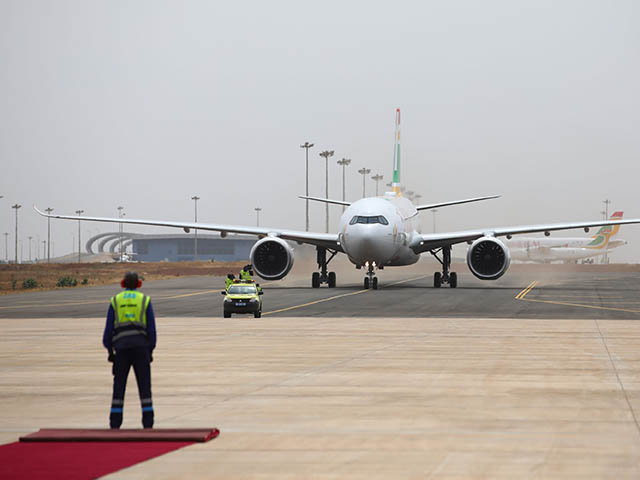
[1,263,640,478]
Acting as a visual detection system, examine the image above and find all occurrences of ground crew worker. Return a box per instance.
[240,264,253,281]
[225,273,235,290]
[103,271,156,429]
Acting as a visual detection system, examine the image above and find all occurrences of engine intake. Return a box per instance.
[466,236,511,280]
[250,237,294,280]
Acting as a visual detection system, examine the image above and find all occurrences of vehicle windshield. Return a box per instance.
[349,215,389,225]
[228,286,257,294]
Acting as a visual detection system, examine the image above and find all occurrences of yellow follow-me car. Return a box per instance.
[222,281,263,318]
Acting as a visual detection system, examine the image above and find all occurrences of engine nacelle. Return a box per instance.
[250,237,294,280]
[466,236,511,280]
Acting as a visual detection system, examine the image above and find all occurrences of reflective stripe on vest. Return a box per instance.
[111,291,150,342]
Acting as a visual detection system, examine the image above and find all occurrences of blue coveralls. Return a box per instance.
[103,289,157,429]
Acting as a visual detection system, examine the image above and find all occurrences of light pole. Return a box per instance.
[431,209,438,233]
[337,158,351,212]
[602,199,612,264]
[42,240,46,260]
[28,236,32,262]
[12,204,21,264]
[3,233,8,262]
[357,168,371,198]
[45,207,54,262]
[117,206,124,262]
[254,207,262,227]
[371,174,384,197]
[191,195,200,261]
[75,210,84,263]
[300,142,314,231]
[319,150,334,233]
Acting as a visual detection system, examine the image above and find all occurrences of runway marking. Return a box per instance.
[519,297,640,314]
[0,289,221,310]
[515,281,538,300]
[263,275,429,316]
[515,279,640,314]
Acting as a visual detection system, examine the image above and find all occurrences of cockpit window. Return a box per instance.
[349,215,389,225]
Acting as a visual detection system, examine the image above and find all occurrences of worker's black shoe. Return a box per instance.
[142,410,154,429]
[110,412,123,429]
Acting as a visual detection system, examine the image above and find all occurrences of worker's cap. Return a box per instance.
[121,271,142,289]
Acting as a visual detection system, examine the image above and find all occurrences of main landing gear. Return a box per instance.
[312,247,337,288]
[430,245,457,288]
[363,262,378,290]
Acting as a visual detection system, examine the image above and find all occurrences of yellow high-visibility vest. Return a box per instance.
[111,291,150,342]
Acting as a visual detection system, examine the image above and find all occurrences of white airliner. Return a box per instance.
[507,211,627,263]
[35,109,640,290]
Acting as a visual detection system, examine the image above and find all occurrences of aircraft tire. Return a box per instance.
[364,277,370,289]
[450,272,457,288]
[434,272,442,288]
[372,277,378,290]
[312,272,320,288]
[328,272,336,288]
[223,312,231,318]
[254,311,261,318]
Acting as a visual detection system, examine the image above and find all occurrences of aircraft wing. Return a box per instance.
[410,218,640,254]
[415,194,501,211]
[34,206,342,251]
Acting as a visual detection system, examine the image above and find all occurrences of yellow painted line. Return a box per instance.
[158,289,220,300]
[0,289,222,310]
[515,281,538,300]
[263,275,429,316]
[519,297,640,314]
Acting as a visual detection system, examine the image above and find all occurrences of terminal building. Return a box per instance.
[85,232,256,262]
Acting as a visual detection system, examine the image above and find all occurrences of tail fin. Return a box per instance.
[587,211,623,248]
[392,108,401,194]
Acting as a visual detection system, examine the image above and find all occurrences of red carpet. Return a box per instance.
[0,441,191,479]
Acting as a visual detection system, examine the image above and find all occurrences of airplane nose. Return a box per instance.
[343,225,392,264]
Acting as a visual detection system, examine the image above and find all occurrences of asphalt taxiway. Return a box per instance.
[1,263,639,319]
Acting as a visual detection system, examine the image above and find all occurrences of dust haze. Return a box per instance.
[1,0,638,263]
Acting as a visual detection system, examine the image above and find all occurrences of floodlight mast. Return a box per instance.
[45,207,54,262]
[75,210,84,263]
[357,168,371,198]
[12,204,21,264]
[337,158,351,212]
[300,142,314,231]
[371,174,384,197]
[319,150,334,233]
[191,196,200,261]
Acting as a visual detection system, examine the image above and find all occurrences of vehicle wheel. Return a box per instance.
[223,312,231,318]
[312,272,320,288]
[449,272,457,288]
[372,277,378,290]
[434,272,442,288]
[328,271,336,288]
[254,311,261,318]
[364,277,370,289]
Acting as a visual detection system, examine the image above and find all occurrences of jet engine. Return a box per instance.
[250,237,295,280]
[466,236,511,280]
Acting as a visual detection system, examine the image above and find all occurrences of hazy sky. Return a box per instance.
[1,0,639,262]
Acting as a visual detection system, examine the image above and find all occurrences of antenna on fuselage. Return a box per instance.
[392,108,401,195]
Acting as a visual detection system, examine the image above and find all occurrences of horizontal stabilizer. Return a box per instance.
[416,194,501,211]
[298,196,351,207]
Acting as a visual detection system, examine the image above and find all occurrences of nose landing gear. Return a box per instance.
[363,263,378,290]
[312,247,338,288]
[430,245,457,288]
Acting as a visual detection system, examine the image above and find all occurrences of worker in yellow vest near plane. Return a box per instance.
[103,271,157,429]
[240,264,253,281]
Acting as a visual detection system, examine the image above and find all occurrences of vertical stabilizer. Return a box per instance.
[587,211,624,248]
[392,108,401,194]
